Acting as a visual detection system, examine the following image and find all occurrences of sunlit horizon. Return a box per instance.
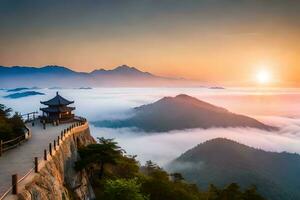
[1,0,300,87]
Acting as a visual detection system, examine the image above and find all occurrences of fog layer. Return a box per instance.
[1,87,300,166]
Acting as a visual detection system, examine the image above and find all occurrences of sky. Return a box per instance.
[1,0,300,87]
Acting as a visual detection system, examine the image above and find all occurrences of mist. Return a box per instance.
[1,87,300,167]
[90,116,300,166]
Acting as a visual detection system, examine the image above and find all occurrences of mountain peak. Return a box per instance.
[162,94,229,113]
[175,94,190,98]
[197,137,249,150]
[95,94,276,132]
[169,138,300,200]
[175,94,196,100]
[42,65,68,69]
[91,64,154,77]
[114,65,140,72]
[41,65,75,71]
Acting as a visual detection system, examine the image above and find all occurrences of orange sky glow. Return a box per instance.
[1,0,300,87]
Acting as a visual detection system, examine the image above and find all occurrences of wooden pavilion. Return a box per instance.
[40,92,75,123]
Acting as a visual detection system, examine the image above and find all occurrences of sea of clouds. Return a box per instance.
[1,87,300,167]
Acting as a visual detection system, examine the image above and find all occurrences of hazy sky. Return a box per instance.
[1,0,300,86]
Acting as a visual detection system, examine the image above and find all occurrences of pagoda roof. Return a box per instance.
[41,92,74,106]
[40,106,75,113]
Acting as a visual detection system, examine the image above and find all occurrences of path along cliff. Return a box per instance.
[6,122,96,200]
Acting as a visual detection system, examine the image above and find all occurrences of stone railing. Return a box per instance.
[0,117,88,200]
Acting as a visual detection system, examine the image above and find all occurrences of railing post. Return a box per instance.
[0,140,2,157]
[44,149,47,160]
[61,131,63,139]
[54,140,56,150]
[12,174,18,195]
[49,143,52,156]
[57,136,60,146]
[34,157,38,173]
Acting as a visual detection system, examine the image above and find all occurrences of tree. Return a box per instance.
[143,160,169,181]
[206,184,220,200]
[170,172,184,182]
[242,185,266,200]
[0,104,12,118]
[10,112,25,137]
[108,155,140,179]
[220,183,242,199]
[104,178,148,200]
[75,137,123,179]
[0,104,25,141]
[140,161,202,200]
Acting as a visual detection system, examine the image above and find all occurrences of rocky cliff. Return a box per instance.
[18,125,96,200]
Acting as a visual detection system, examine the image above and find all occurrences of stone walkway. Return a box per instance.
[0,121,73,197]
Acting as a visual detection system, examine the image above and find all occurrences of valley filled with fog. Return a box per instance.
[1,87,300,166]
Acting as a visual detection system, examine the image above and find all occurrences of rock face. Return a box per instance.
[18,127,96,200]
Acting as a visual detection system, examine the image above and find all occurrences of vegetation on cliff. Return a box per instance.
[75,137,265,200]
[0,104,25,141]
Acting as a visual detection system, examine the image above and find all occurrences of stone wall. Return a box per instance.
[18,125,96,200]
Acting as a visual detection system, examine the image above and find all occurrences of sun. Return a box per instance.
[256,69,271,84]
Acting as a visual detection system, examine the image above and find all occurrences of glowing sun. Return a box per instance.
[256,69,271,84]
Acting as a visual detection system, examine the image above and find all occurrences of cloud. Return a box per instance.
[2,87,300,168]
[90,115,300,167]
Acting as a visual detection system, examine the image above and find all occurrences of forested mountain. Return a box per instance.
[93,94,275,132]
[76,137,266,200]
[168,138,300,200]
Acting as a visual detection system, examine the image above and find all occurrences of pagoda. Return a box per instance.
[40,92,75,123]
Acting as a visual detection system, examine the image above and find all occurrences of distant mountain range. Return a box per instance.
[168,138,300,200]
[0,65,199,88]
[93,94,275,132]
